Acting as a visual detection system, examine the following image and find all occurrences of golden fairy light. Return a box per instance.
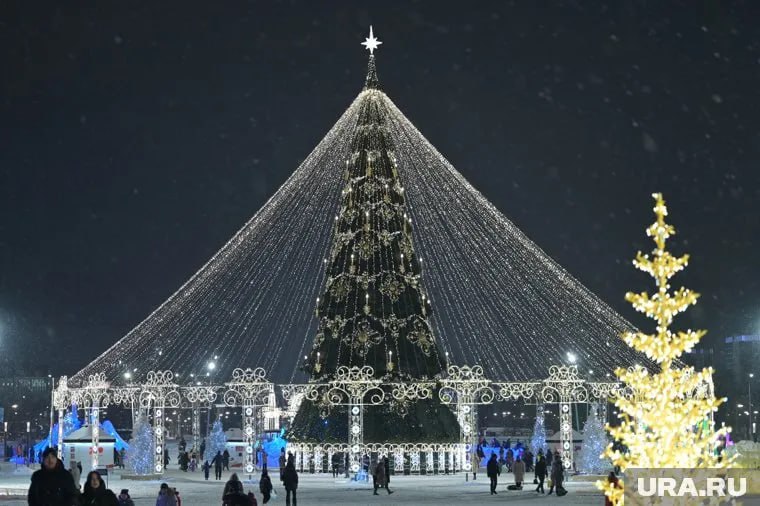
[598,193,731,505]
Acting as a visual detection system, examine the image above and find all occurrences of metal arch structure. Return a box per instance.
[55,363,722,477]
[223,368,272,478]
[303,366,385,473]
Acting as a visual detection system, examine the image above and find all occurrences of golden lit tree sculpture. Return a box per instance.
[599,193,730,505]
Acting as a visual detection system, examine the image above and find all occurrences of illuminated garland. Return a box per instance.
[72,44,653,387]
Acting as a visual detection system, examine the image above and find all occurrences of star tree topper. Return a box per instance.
[361,26,382,55]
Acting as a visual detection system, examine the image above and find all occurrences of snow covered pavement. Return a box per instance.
[1,467,604,505]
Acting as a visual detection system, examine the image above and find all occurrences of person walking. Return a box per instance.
[69,459,81,491]
[259,467,273,504]
[27,448,78,506]
[548,451,565,496]
[202,460,211,481]
[200,438,206,460]
[81,470,119,506]
[223,449,231,471]
[155,483,178,506]
[372,456,394,495]
[512,455,526,489]
[486,453,500,495]
[222,478,250,506]
[282,456,299,506]
[212,451,224,480]
[278,449,287,481]
[534,454,548,494]
[117,489,135,506]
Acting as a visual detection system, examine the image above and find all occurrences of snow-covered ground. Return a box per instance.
[0,465,604,505]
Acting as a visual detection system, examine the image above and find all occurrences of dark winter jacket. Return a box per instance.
[550,458,564,483]
[534,458,548,478]
[117,493,135,506]
[81,486,119,506]
[222,492,251,506]
[27,460,79,506]
[486,456,500,478]
[282,464,298,491]
[259,474,273,495]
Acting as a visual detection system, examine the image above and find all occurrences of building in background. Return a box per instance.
[685,336,760,440]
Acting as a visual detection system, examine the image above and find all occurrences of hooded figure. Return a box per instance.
[259,467,274,504]
[28,448,79,506]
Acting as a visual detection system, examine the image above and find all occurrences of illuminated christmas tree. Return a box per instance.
[598,193,730,504]
[207,419,227,459]
[530,404,547,456]
[288,29,458,443]
[126,413,154,475]
[577,404,608,474]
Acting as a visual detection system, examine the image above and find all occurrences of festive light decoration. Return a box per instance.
[530,403,547,456]
[577,404,608,474]
[598,193,730,505]
[126,413,154,475]
[71,29,654,389]
[207,419,227,460]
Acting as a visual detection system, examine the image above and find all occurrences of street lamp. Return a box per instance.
[750,373,755,441]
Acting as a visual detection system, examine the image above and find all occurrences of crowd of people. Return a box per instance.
[26,437,588,504]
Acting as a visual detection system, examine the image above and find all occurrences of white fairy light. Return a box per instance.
[71,46,650,387]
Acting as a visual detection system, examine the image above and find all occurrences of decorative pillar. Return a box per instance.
[153,403,165,473]
[192,402,200,452]
[223,368,271,478]
[348,400,363,473]
[439,366,494,479]
[90,401,101,470]
[540,365,588,472]
[53,376,69,462]
[57,408,64,459]
[559,402,573,470]
[426,449,434,474]
[140,371,180,475]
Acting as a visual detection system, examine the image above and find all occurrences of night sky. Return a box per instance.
[1,1,759,376]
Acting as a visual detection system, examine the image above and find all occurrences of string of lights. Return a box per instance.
[72,51,651,387]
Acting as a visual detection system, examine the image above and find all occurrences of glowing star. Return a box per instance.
[361,26,382,55]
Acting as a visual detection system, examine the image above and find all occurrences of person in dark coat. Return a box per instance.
[383,456,390,485]
[27,447,79,506]
[534,454,548,494]
[117,489,135,506]
[259,467,273,504]
[222,477,250,506]
[278,449,287,481]
[331,452,341,478]
[223,449,231,471]
[202,460,211,481]
[282,456,298,506]
[372,456,393,495]
[81,470,119,506]
[212,451,224,480]
[486,453,500,495]
[548,451,565,495]
[200,438,206,460]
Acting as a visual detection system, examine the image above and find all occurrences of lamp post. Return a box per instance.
[750,373,755,441]
[26,421,30,464]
